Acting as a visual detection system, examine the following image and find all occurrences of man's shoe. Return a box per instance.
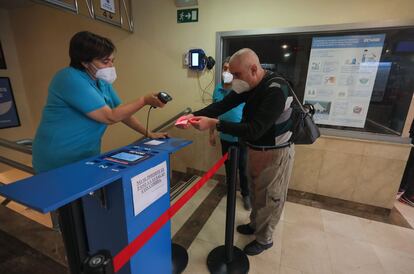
[243,240,273,256]
[243,196,251,211]
[237,224,255,235]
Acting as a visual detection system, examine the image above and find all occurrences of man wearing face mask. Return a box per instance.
[209,57,251,210]
[32,31,167,174]
[176,48,295,256]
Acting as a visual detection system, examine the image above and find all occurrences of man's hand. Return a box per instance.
[175,114,194,129]
[144,93,165,108]
[189,116,218,131]
[148,132,169,139]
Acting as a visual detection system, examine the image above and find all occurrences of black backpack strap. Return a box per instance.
[265,74,306,113]
[263,73,288,100]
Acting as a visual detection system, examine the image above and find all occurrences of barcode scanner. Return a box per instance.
[146,92,173,138]
[157,91,172,104]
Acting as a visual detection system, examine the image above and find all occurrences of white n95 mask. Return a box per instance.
[231,79,250,94]
[222,71,233,84]
[95,67,117,84]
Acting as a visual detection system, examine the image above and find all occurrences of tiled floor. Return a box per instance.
[2,165,414,274]
[0,227,67,274]
[395,200,414,228]
[181,197,414,274]
[171,177,219,236]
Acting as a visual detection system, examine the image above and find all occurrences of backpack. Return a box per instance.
[267,75,321,145]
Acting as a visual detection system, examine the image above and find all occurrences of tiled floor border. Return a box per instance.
[287,189,412,229]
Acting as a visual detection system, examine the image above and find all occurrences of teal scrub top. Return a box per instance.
[212,84,245,143]
[32,67,121,173]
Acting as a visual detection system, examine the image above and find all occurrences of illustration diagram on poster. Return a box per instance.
[303,34,385,128]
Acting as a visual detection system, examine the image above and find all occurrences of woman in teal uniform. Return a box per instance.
[33,31,167,173]
[32,31,168,273]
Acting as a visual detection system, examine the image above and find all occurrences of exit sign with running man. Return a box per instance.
[177,8,198,23]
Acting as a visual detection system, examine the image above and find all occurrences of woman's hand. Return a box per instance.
[148,132,169,139]
[144,93,165,108]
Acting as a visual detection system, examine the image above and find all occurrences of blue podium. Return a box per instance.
[0,137,191,274]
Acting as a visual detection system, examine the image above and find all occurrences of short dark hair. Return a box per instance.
[223,56,231,67]
[69,31,115,70]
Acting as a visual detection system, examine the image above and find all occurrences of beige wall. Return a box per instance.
[2,0,414,153]
[169,126,225,175]
[5,4,131,150]
[0,9,34,138]
[169,126,411,209]
[0,9,34,171]
[290,136,411,209]
[0,0,412,205]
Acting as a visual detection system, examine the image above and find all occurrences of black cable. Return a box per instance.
[146,106,155,138]
[197,70,215,104]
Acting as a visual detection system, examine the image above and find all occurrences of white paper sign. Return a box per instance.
[131,161,168,216]
[144,140,165,146]
[304,34,385,128]
[100,0,116,13]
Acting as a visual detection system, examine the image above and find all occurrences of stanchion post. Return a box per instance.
[206,146,249,274]
[172,243,189,274]
[224,147,238,263]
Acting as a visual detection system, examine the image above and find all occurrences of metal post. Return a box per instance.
[0,156,34,174]
[172,243,189,274]
[206,146,249,274]
[224,147,238,262]
[59,199,90,274]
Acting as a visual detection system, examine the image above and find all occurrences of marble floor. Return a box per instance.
[2,166,414,274]
[0,226,66,274]
[177,194,414,274]
[395,200,414,228]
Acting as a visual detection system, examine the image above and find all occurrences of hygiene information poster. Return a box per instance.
[303,34,385,128]
[131,161,168,216]
[0,77,20,129]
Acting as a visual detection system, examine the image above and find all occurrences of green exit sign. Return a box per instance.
[177,8,198,23]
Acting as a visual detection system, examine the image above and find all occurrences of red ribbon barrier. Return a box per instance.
[113,153,228,272]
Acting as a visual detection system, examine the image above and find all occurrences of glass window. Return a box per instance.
[223,27,414,136]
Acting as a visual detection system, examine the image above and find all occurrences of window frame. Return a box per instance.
[215,20,414,144]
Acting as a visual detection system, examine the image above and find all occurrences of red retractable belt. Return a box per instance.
[113,153,228,272]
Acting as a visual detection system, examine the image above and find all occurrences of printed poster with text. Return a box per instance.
[304,34,385,128]
[131,161,167,216]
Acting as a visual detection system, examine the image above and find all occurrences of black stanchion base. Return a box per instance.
[207,246,249,274]
[172,243,188,274]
